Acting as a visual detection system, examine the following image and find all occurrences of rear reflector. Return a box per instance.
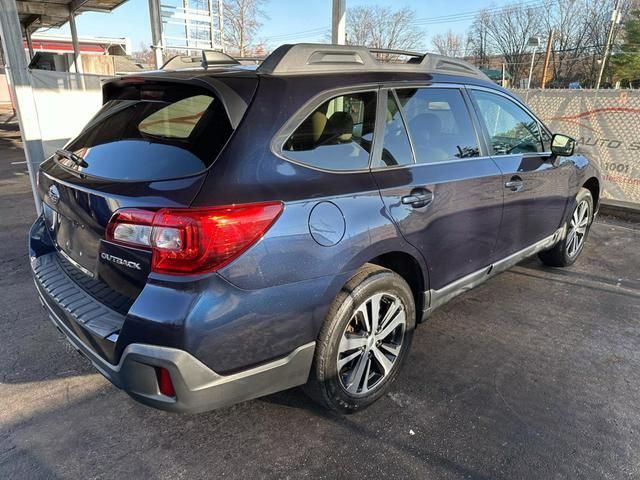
[106,201,283,275]
[156,367,176,397]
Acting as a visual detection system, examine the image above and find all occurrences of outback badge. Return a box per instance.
[100,252,142,270]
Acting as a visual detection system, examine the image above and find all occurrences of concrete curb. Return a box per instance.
[599,199,640,223]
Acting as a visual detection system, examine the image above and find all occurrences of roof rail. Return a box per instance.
[257,43,490,80]
[368,47,424,58]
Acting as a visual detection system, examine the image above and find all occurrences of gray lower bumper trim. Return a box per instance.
[40,289,315,413]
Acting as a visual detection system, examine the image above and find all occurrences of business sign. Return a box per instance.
[514,89,640,205]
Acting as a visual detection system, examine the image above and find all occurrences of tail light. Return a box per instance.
[106,201,283,275]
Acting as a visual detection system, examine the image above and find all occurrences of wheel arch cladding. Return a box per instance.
[583,177,600,210]
[367,251,426,320]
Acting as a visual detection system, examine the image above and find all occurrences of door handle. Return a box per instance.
[505,176,524,192]
[401,189,434,208]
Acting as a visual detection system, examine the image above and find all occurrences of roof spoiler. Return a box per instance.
[201,50,240,69]
[102,74,250,130]
[159,50,240,70]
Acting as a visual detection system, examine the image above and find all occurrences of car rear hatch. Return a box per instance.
[37,73,258,312]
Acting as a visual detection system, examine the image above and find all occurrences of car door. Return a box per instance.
[468,88,572,261]
[371,86,504,291]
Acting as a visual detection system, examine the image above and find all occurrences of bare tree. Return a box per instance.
[345,5,424,51]
[224,0,267,56]
[474,2,544,85]
[431,30,465,57]
[132,42,156,66]
[467,18,489,67]
[579,0,629,87]
[467,0,628,87]
[541,0,590,84]
[541,0,623,87]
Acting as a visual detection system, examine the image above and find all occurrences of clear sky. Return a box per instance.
[47,0,515,52]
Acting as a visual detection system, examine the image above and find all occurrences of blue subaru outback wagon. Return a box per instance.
[30,44,601,413]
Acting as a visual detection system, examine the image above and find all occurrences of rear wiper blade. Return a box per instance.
[56,149,88,168]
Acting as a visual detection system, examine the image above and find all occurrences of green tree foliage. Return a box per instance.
[612,10,640,84]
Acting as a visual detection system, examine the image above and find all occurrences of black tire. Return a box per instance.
[539,187,594,267]
[304,264,416,413]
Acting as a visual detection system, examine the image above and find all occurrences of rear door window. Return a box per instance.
[63,84,234,181]
[372,91,414,168]
[396,88,480,164]
[282,91,377,171]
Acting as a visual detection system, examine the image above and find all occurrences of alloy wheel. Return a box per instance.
[567,199,590,258]
[337,293,406,395]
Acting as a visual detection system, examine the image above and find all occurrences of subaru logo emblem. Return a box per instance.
[48,185,60,205]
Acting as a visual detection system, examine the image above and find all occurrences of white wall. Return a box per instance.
[30,70,109,156]
[0,69,11,104]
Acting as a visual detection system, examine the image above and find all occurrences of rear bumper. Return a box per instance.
[30,216,316,413]
[38,282,314,413]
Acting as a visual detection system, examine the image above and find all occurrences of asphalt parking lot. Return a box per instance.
[1,112,640,480]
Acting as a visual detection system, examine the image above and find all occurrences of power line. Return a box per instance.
[487,49,640,68]
[267,29,328,40]
[410,1,546,26]
[264,26,329,41]
[262,1,550,44]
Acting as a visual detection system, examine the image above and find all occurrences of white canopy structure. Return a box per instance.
[0,0,129,211]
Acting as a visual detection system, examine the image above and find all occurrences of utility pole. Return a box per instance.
[479,24,484,68]
[527,36,540,89]
[541,29,554,90]
[332,0,346,45]
[596,0,622,90]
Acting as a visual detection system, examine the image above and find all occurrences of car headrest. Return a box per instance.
[323,111,354,143]
[285,110,328,150]
[308,111,328,143]
[409,113,442,140]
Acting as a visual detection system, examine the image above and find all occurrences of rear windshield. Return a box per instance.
[63,84,233,181]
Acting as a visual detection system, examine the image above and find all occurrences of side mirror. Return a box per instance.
[551,134,576,156]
